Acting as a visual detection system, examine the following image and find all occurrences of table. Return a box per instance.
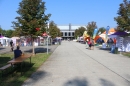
[8,54,32,75]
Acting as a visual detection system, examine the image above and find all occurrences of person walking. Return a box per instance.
[91,39,94,50]
[10,40,14,51]
[88,41,91,50]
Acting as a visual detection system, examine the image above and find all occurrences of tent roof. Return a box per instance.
[111,31,128,36]
[11,37,20,39]
[103,28,116,35]
[0,37,10,39]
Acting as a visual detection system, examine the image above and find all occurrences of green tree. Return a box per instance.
[0,28,8,37]
[11,21,22,37]
[114,0,130,31]
[86,21,97,37]
[97,27,106,35]
[12,28,22,37]
[0,27,3,36]
[74,26,86,38]
[74,29,79,38]
[15,0,51,54]
[48,21,61,39]
[1,30,6,36]
[0,26,14,37]
[6,29,14,37]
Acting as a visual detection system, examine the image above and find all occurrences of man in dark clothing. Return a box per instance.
[10,40,13,51]
[14,46,22,59]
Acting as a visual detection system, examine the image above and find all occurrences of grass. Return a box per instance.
[122,52,130,58]
[0,52,51,86]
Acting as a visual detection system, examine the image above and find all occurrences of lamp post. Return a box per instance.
[46,22,49,54]
[105,26,110,45]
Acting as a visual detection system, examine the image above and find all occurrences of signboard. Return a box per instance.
[118,37,124,51]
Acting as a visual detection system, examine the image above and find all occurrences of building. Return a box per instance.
[57,24,86,40]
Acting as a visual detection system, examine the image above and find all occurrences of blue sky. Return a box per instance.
[0,0,123,30]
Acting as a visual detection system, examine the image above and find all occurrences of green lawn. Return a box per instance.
[122,52,130,58]
[0,52,50,86]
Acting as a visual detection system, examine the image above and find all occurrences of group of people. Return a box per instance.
[10,40,23,59]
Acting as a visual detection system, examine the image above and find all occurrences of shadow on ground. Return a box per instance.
[22,70,51,85]
[24,47,51,54]
[0,47,5,50]
[0,57,11,67]
[96,46,111,51]
[63,78,89,86]
[63,77,116,86]
[100,78,115,86]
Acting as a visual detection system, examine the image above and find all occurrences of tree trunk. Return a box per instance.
[32,37,35,55]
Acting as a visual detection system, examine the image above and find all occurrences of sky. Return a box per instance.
[0,0,124,30]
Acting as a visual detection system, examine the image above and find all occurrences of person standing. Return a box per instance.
[10,40,14,51]
[85,40,89,49]
[88,41,91,50]
[91,39,94,50]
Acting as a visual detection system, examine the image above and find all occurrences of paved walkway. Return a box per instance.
[20,41,130,86]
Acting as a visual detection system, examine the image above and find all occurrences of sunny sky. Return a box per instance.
[0,0,123,30]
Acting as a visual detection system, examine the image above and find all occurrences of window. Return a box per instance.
[65,32,67,36]
[69,32,71,36]
[72,32,74,36]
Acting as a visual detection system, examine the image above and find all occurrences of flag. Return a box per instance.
[93,28,98,39]
[106,26,110,35]
[105,26,110,43]
[83,31,90,41]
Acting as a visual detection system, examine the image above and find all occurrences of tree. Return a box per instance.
[11,21,22,37]
[48,21,61,39]
[74,29,79,38]
[0,27,8,37]
[12,28,22,37]
[0,27,2,36]
[97,27,106,35]
[15,0,51,54]
[86,21,97,37]
[114,0,130,31]
[74,26,86,38]
[6,30,14,37]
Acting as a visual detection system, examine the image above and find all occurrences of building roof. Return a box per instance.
[57,25,86,31]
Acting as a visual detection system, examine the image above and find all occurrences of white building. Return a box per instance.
[57,23,86,40]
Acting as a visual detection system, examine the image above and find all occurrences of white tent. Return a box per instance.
[0,37,10,47]
[108,34,119,38]
[11,37,20,46]
[11,37,20,39]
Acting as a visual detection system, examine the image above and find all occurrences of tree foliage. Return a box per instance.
[0,27,2,35]
[114,0,130,31]
[14,0,51,55]
[15,0,51,37]
[86,21,97,37]
[6,30,14,37]
[97,27,106,35]
[74,26,86,38]
[48,21,61,39]
[0,27,14,37]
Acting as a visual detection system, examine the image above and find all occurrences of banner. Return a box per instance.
[105,26,110,42]
[93,28,98,39]
[106,26,110,35]
[83,31,90,41]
